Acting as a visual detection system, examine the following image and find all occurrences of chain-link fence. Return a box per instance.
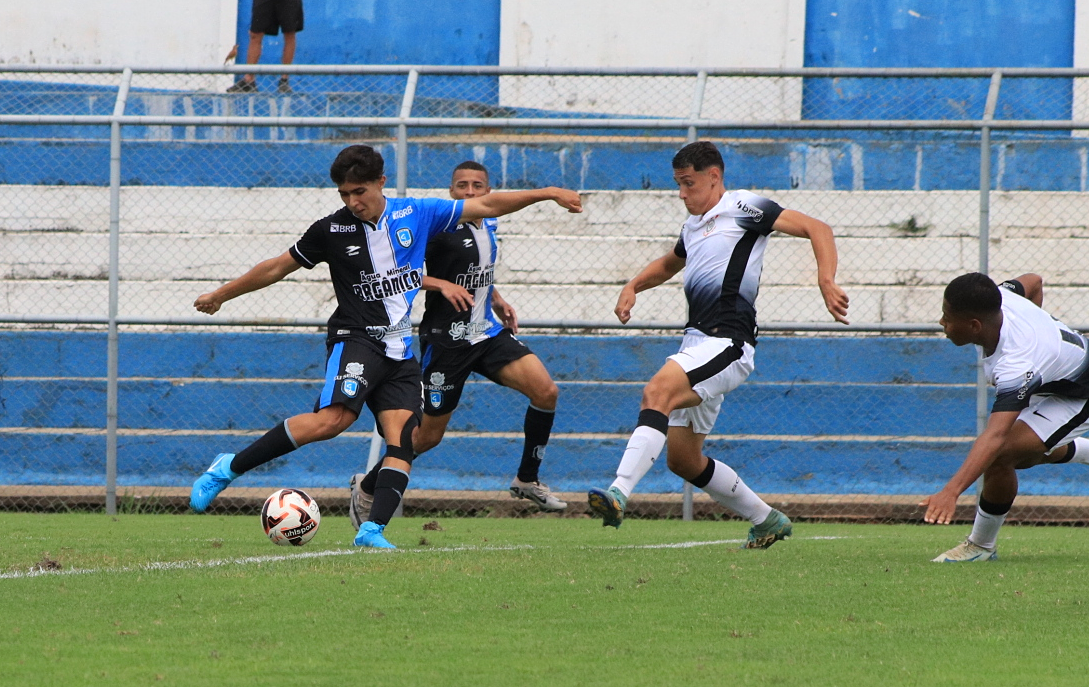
[4,66,1089,524]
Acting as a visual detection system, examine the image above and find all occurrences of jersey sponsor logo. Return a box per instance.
[449,320,493,341]
[736,200,763,221]
[1017,371,1035,401]
[337,329,351,336]
[345,362,365,377]
[395,227,413,248]
[391,206,414,220]
[330,223,357,233]
[346,245,361,256]
[462,238,474,248]
[454,263,494,291]
[425,371,456,391]
[352,266,423,301]
[364,314,412,341]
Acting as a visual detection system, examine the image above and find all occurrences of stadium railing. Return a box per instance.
[3,65,1089,524]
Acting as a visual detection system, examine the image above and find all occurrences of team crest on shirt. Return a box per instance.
[341,379,359,397]
[702,218,716,236]
[429,390,443,408]
[396,227,413,247]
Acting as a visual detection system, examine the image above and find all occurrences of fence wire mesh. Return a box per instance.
[3,67,1089,525]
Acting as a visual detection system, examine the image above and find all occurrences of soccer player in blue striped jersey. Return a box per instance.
[587,141,850,548]
[349,162,566,525]
[189,145,581,548]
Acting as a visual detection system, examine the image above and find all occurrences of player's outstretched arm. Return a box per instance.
[194,251,301,315]
[614,250,686,324]
[491,288,518,332]
[422,275,474,312]
[772,210,850,324]
[459,187,582,222]
[919,410,1019,524]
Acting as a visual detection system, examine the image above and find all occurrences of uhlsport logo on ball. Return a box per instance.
[261,488,321,546]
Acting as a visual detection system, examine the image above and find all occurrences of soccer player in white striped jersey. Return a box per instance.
[587,141,850,548]
[926,272,1089,561]
[189,145,581,549]
[348,161,567,522]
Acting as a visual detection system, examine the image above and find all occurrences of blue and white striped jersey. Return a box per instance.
[289,196,464,360]
[419,217,505,348]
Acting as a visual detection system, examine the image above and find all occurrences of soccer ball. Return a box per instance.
[261,488,321,546]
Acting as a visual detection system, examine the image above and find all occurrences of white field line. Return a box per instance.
[0,536,850,581]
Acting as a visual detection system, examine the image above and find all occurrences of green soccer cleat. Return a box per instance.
[587,486,627,528]
[932,538,997,562]
[743,509,793,549]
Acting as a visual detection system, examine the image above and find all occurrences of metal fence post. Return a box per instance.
[396,69,420,198]
[681,71,708,521]
[686,70,708,145]
[105,67,133,515]
[974,71,1002,454]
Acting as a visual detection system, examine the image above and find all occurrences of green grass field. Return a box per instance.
[4,513,1089,686]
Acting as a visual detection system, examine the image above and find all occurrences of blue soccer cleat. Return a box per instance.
[587,486,627,528]
[189,453,239,513]
[354,521,397,549]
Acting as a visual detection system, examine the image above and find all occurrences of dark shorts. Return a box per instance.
[315,340,423,421]
[420,329,532,415]
[251,0,304,35]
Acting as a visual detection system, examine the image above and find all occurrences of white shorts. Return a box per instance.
[1018,394,1089,450]
[666,330,755,435]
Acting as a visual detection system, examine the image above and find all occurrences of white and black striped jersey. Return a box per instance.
[673,190,784,345]
[986,283,1089,413]
[419,217,505,348]
[289,197,464,360]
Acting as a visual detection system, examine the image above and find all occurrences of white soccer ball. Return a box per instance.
[261,488,321,546]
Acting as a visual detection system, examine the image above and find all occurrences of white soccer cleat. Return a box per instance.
[932,538,998,563]
[510,477,567,511]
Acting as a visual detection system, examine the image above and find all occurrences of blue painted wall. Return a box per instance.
[235,0,500,66]
[804,0,1076,120]
[7,332,1087,497]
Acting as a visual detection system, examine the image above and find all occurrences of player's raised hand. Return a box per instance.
[552,188,583,214]
[194,292,223,315]
[820,281,850,324]
[920,489,958,525]
[614,285,637,324]
[438,281,474,312]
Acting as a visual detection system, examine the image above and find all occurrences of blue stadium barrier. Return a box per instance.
[5,331,1089,495]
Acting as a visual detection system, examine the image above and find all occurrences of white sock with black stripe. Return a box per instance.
[1059,437,1089,465]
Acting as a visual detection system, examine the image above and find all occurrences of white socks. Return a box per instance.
[610,426,666,498]
[969,505,1007,550]
[1061,437,1089,465]
[701,459,772,525]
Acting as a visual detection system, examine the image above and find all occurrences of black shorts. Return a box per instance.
[420,329,532,415]
[251,0,304,35]
[315,340,423,421]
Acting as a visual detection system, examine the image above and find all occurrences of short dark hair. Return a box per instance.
[329,145,385,185]
[944,272,1002,317]
[672,141,724,172]
[452,160,489,181]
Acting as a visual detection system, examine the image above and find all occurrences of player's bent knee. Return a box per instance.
[531,381,559,409]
